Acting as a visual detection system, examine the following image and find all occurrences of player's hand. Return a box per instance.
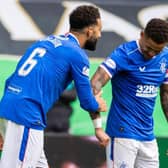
[95,128,110,147]
[95,91,107,112]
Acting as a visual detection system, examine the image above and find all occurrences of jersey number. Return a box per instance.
[18,47,46,76]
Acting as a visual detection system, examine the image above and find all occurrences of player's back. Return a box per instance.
[0,34,84,129]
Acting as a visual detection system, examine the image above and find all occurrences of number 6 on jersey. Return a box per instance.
[18,47,46,76]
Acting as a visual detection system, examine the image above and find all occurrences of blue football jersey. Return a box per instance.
[0,33,98,129]
[101,41,168,141]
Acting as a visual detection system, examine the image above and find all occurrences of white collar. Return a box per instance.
[66,32,80,46]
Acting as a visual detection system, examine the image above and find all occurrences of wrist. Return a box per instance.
[92,118,102,128]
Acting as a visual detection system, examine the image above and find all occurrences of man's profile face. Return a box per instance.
[84,18,102,51]
[139,31,166,60]
[84,37,98,51]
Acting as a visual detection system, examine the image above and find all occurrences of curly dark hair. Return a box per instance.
[69,5,100,31]
[144,18,168,44]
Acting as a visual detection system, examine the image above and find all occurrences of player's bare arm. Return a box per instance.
[160,83,168,122]
[90,66,110,116]
[0,133,3,150]
[89,112,110,147]
[91,66,110,95]
[89,67,111,147]
[95,91,107,112]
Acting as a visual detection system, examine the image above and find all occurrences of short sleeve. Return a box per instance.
[100,47,129,78]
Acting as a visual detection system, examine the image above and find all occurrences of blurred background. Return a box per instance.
[0,0,168,167]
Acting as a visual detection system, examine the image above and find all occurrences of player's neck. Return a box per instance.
[70,30,87,49]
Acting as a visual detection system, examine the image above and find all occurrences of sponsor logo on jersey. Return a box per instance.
[136,84,158,98]
[104,58,116,69]
[82,66,89,76]
[7,84,22,94]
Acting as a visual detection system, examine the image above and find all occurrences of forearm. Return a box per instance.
[89,67,110,146]
[89,112,110,147]
[90,67,110,124]
[89,111,100,119]
[0,119,7,138]
[0,133,3,150]
[0,119,6,151]
[89,112,102,128]
[160,85,168,122]
[160,95,168,122]
[91,67,110,95]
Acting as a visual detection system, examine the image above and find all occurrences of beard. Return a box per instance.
[84,37,98,51]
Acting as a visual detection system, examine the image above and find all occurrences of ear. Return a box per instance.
[86,26,93,38]
[140,31,144,38]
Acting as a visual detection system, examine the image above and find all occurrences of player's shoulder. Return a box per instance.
[118,40,138,55]
[159,46,168,62]
[112,41,138,62]
[57,37,89,69]
[38,34,65,48]
[162,46,168,54]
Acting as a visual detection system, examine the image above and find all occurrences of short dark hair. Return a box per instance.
[69,5,100,31]
[144,18,168,44]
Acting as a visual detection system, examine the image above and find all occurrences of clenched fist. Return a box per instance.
[95,128,110,147]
